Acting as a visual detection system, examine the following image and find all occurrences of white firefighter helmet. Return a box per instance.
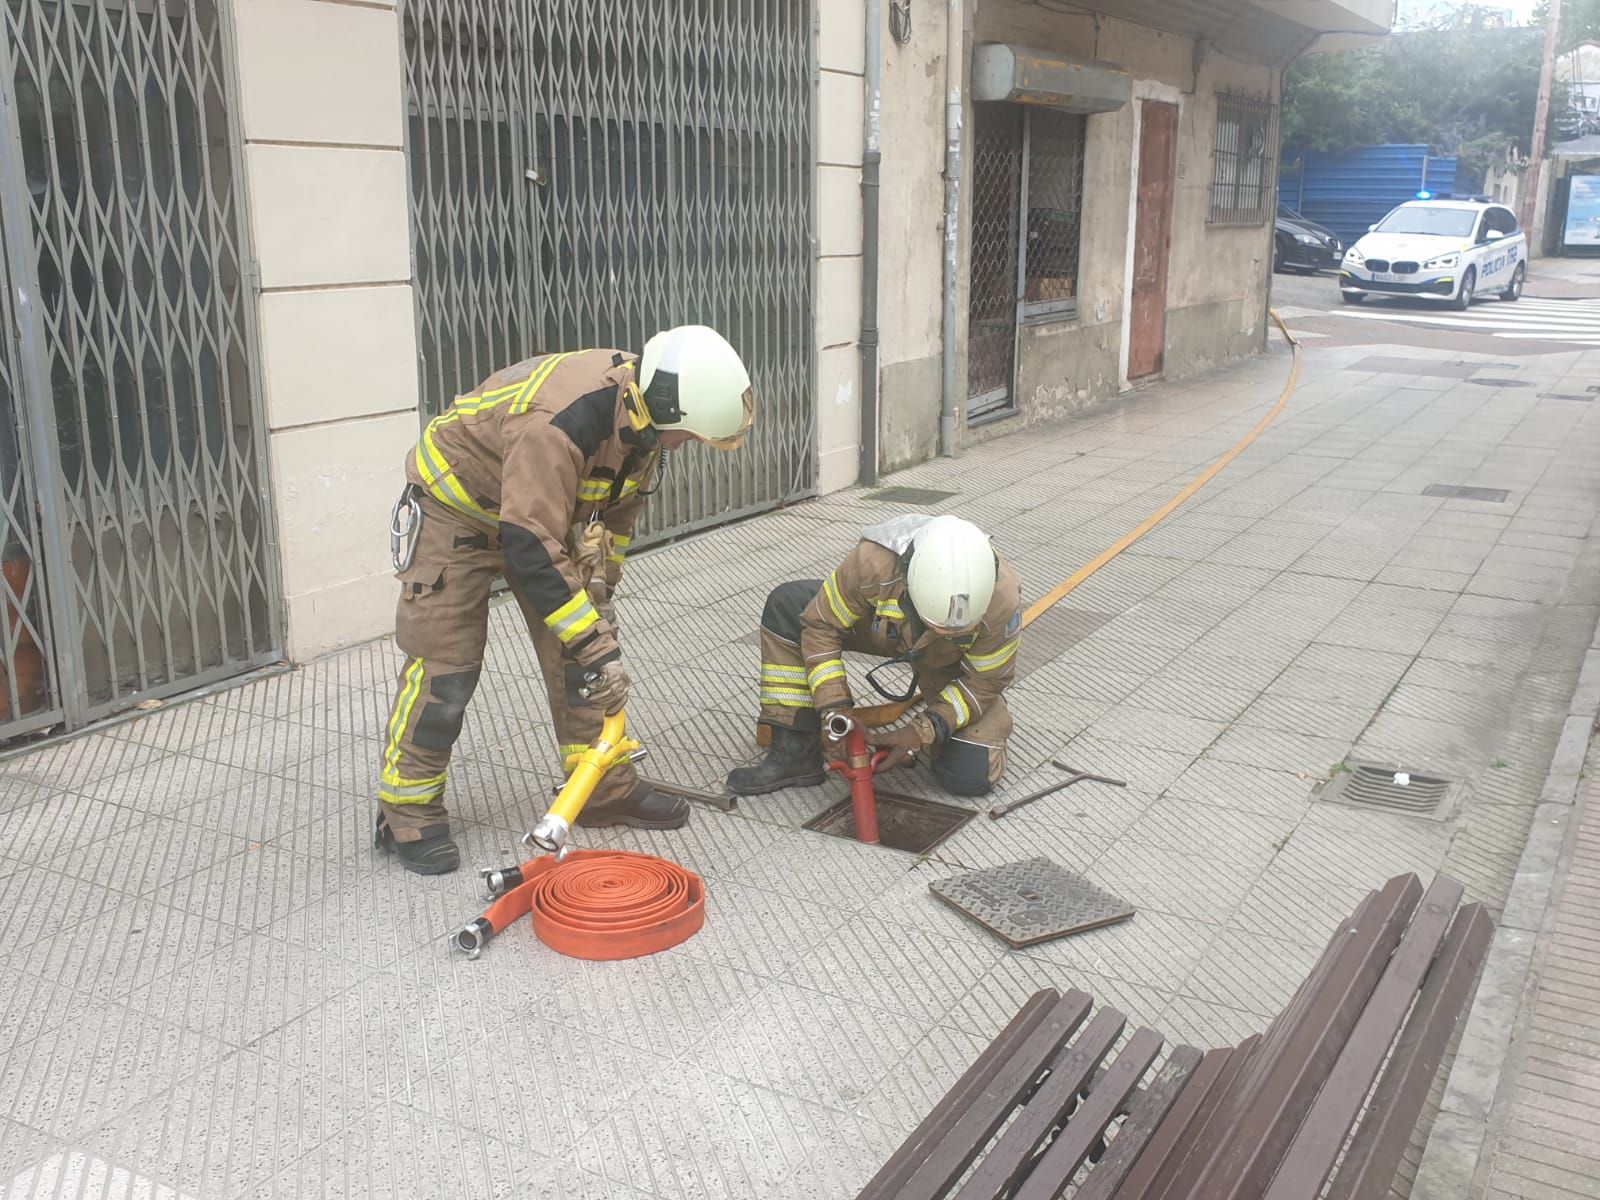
[638,325,754,449]
[906,515,997,633]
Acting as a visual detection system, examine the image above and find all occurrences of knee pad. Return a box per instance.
[760,579,825,643]
[933,739,995,797]
[411,668,482,752]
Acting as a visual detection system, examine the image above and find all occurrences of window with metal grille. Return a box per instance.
[1023,109,1085,322]
[1209,93,1279,225]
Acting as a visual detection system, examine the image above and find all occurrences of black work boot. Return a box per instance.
[726,724,826,796]
[374,812,461,876]
[577,781,691,831]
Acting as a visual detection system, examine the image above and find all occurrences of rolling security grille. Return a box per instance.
[403,0,815,542]
[0,0,281,739]
[967,103,1022,421]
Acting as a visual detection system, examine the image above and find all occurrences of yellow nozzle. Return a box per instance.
[547,711,639,827]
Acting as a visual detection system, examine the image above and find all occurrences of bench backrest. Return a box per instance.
[861,872,1492,1200]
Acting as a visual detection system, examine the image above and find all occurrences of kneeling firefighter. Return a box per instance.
[728,514,1021,798]
[377,326,755,874]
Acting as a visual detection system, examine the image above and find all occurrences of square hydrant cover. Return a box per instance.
[930,857,1135,948]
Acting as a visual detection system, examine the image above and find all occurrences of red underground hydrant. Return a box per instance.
[824,711,888,844]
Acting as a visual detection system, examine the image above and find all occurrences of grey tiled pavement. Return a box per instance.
[4,329,1600,1198]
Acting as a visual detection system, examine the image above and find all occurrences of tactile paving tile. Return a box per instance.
[929,857,1135,949]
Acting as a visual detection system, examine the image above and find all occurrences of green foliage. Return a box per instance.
[1283,21,1548,177]
[1536,0,1600,49]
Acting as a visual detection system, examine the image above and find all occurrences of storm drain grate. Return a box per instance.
[804,789,974,854]
[1466,377,1529,388]
[868,486,958,505]
[1423,484,1509,504]
[1320,763,1453,818]
[930,857,1135,948]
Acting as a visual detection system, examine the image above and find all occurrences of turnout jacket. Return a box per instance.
[799,518,1022,736]
[405,349,657,669]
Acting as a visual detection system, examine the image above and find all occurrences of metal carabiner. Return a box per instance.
[390,485,423,573]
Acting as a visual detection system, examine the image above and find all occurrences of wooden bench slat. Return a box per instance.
[858,989,1062,1200]
[1263,876,1466,1199]
[1325,902,1494,1200]
[1011,1027,1166,1200]
[1072,1045,1204,1200]
[892,989,1095,1200]
[1129,1038,1260,1200]
[1172,873,1425,1200]
[951,1008,1129,1200]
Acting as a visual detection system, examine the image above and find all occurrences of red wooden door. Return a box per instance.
[1129,100,1178,380]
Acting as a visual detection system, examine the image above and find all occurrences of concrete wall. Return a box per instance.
[816,0,867,493]
[230,0,419,662]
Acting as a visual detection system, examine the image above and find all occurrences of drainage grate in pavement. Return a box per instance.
[930,857,1135,948]
[804,789,974,854]
[1320,762,1453,818]
[869,486,958,505]
[1423,484,1510,504]
[1467,378,1530,388]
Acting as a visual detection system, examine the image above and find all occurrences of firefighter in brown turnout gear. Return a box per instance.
[728,515,1021,798]
[377,326,755,874]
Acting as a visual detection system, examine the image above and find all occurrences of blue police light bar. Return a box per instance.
[1416,189,1433,199]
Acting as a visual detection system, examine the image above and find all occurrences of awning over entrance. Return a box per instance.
[971,45,1131,114]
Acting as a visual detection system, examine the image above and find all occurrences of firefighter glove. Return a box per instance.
[871,715,935,772]
[582,660,632,715]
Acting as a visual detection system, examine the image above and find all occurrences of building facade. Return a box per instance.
[0,0,1390,740]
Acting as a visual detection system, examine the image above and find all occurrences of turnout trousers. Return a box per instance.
[755,579,1013,796]
[378,494,635,841]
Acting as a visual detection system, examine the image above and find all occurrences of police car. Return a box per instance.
[1339,198,1526,310]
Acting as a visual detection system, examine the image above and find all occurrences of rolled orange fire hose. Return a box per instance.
[453,710,705,960]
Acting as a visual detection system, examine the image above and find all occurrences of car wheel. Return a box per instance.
[1340,291,1366,304]
[1499,262,1525,302]
[1452,268,1476,312]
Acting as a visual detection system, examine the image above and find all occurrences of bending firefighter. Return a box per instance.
[728,515,1021,798]
[377,327,755,874]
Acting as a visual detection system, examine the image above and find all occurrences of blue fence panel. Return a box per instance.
[1278,144,1458,245]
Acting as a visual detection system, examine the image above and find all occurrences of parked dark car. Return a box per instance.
[1275,204,1342,273]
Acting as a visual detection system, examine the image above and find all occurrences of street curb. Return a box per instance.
[1411,630,1600,1198]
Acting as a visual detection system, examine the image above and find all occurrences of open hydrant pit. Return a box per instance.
[803,789,975,855]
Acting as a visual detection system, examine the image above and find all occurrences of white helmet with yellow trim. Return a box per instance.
[639,325,754,449]
[906,515,997,634]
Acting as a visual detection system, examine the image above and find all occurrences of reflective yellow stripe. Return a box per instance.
[822,573,857,626]
[609,533,631,565]
[382,660,426,781]
[511,351,575,414]
[760,664,808,683]
[875,599,907,620]
[378,771,447,805]
[760,686,815,708]
[940,682,973,728]
[415,431,497,523]
[445,379,523,419]
[577,478,612,502]
[546,592,600,643]
[966,638,1020,673]
[806,659,847,689]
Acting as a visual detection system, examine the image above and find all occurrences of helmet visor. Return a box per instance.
[922,592,979,636]
[697,387,754,451]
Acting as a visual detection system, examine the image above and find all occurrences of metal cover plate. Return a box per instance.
[929,857,1135,948]
[869,486,958,505]
[1422,484,1509,504]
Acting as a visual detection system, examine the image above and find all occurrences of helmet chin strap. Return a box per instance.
[638,447,669,497]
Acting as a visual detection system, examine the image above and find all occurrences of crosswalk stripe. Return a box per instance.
[1330,298,1600,345]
